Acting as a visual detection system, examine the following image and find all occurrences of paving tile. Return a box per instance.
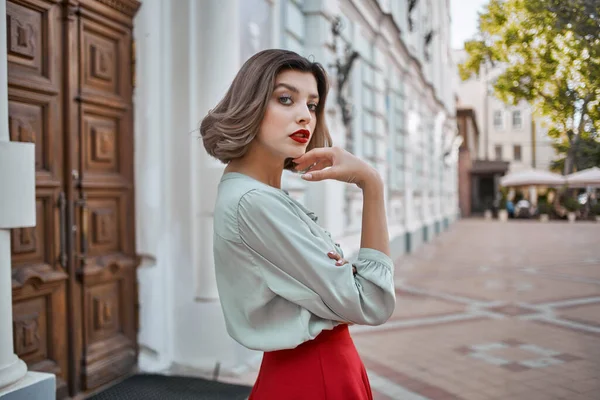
[372,391,395,400]
[453,391,493,400]
[504,391,561,400]
[571,378,600,394]
[351,220,600,400]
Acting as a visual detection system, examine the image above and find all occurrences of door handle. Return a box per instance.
[76,194,88,265]
[57,192,67,269]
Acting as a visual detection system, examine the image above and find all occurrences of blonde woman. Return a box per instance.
[200,49,395,399]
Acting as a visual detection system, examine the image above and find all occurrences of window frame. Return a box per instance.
[493,110,503,130]
[512,110,522,129]
[513,144,522,161]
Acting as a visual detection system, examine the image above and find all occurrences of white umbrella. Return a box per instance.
[566,167,600,188]
[500,169,566,187]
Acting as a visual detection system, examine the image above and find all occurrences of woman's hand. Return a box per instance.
[327,251,357,274]
[293,147,382,190]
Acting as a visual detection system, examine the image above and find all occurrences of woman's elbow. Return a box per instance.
[379,298,396,324]
[351,294,396,326]
[371,300,395,325]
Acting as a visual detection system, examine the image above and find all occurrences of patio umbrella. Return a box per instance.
[500,169,566,187]
[566,167,600,188]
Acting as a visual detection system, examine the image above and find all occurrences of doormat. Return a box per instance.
[87,374,252,400]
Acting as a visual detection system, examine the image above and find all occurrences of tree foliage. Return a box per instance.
[550,132,600,172]
[459,0,600,173]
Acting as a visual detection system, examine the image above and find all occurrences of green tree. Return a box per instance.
[459,0,600,174]
[550,132,600,172]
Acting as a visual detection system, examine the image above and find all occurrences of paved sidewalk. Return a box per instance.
[353,219,600,400]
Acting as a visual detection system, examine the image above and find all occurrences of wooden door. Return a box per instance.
[8,0,69,397]
[7,0,140,398]
[74,0,138,393]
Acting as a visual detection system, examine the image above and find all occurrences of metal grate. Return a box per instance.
[87,374,252,400]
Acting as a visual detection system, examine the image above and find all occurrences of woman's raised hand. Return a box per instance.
[293,147,381,189]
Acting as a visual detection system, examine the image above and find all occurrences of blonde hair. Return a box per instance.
[200,49,332,170]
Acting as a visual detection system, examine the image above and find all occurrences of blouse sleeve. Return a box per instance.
[237,189,396,326]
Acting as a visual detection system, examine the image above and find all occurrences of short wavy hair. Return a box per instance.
[200,49,332,170]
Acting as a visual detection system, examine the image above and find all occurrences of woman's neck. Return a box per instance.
[225,151,284,189]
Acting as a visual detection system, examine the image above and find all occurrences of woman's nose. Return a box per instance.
[296,105,312,124]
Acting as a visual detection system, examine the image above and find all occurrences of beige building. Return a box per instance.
[452,49,556,173]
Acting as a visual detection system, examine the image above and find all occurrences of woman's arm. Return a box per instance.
[358,171,390,257]
[293,147,391,257]
[237,189,395,326]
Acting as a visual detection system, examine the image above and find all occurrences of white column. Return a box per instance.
[0,233,27,390]
[193,0,240,300]
[405,95,420,235]
[0,0,28,389]
[134,0,175,373]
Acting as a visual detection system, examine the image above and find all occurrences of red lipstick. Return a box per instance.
[289,129,310,144]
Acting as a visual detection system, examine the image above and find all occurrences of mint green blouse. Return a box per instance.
[213,172,396,351]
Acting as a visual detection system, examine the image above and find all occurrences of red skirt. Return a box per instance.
[249,324,373,400]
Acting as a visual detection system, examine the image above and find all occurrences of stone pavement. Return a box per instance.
[352,219,600,400]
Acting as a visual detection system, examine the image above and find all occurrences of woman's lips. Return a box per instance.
[290,136,309,144]
[289,129,310,144]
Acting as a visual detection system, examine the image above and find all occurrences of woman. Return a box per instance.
[200,49,396,399]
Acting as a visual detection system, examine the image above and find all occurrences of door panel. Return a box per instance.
[7,0,68,397]
[76,7,137,393]
[7,0,139,398]
[6,0,61,93]
[80,12,131,108]
[78,189,137,391]
[8,89,62,183]
[12,278,68,398]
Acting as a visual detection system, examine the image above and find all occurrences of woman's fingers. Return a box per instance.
[307,159,332,173]
[295,158,329,173]
[293,148,335,172]
[301,167,340,182]
[327,251,348,266]
[294,147,333,167]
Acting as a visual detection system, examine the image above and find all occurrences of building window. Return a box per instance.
[513,145,522,161]
[494,145,503,160]
[361,62,377,165]
[493,110,503,129]
[239,0,273,63]
[512,111,522,129]
[393,87,406,190]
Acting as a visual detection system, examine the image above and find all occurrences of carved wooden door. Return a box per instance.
[7,0,140,398]
[8,0,69,397]
[73,0,138,394]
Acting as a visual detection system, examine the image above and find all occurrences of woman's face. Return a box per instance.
[256,70,319,162]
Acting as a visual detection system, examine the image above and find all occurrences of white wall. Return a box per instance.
[134,0,259,378]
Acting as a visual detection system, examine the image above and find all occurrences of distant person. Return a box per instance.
[200,49,395,399]
[506,199,515,218]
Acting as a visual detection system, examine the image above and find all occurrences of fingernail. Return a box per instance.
[301,173,312,180]
[327,251,334,255]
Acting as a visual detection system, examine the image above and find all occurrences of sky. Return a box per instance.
[450,0,490,49]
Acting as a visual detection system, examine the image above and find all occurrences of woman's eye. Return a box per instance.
[308,103,318,112]
[279,96,293,105]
